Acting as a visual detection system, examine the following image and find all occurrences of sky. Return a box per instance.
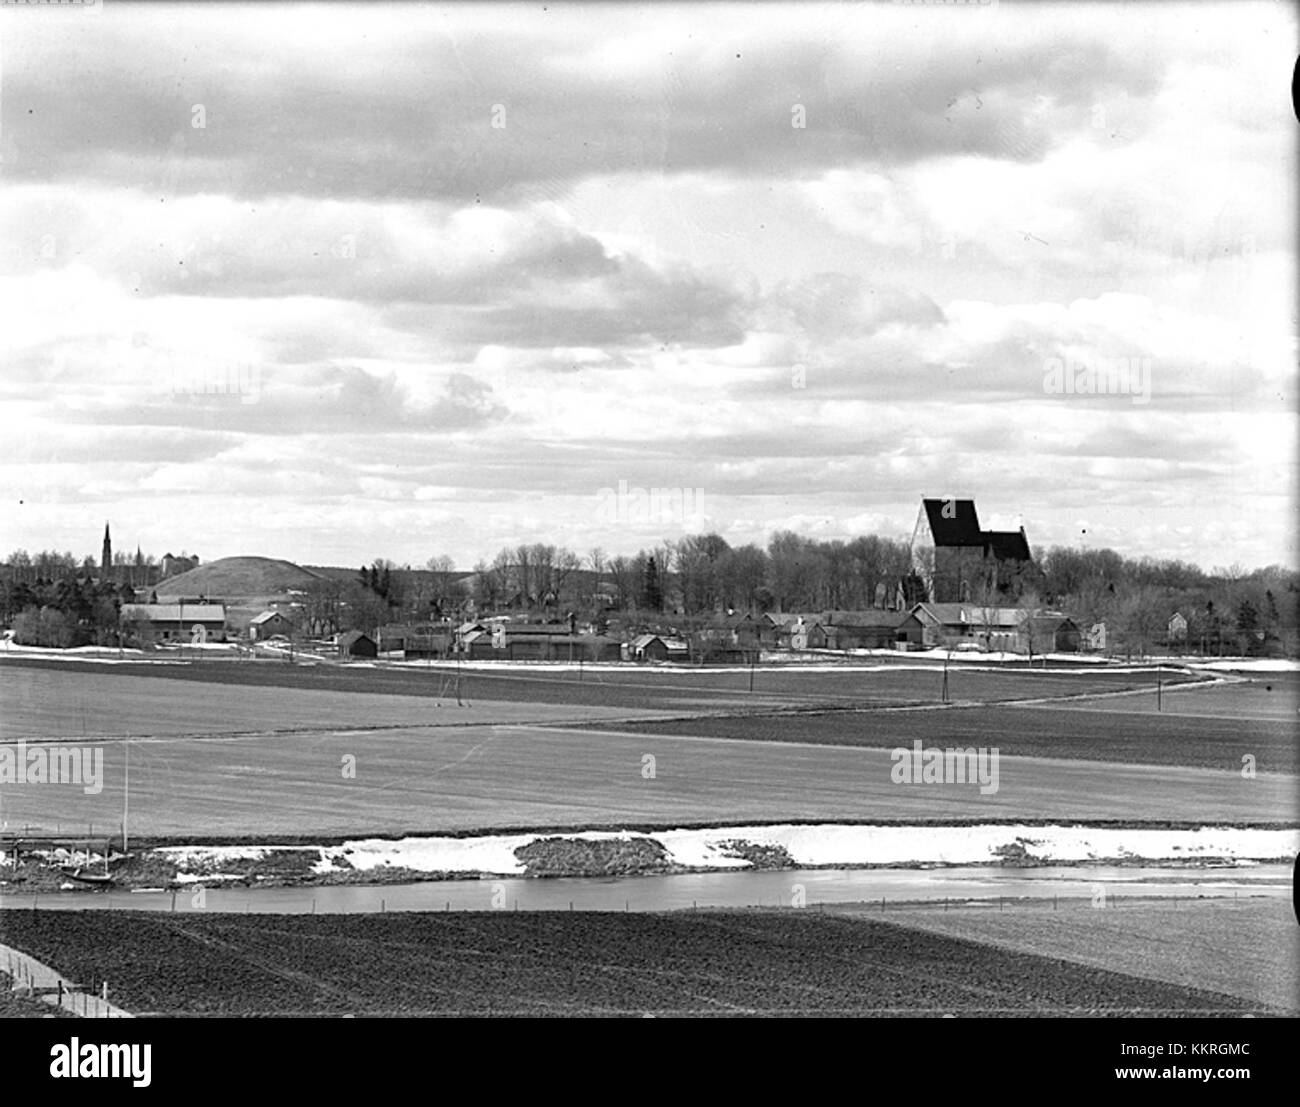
[0,1,1294,572]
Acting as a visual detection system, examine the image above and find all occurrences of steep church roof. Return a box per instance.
[921,498,984,546]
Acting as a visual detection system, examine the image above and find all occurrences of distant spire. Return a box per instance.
[101,522,113,578]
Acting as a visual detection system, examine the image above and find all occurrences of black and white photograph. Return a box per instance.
[0,0,1295,1054]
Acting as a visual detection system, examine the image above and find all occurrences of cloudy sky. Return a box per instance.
[0,1,1294,571]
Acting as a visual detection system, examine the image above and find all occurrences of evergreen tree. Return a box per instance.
[1236,599,1258,633]
[641,556,663,612]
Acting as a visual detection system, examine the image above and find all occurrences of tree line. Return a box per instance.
[3,533,1297,656]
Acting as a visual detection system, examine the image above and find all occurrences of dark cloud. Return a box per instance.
[0,13,1168,202]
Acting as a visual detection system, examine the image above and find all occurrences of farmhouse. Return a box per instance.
[120,603,227,644]
[772,616,829,651]
[462,623,620,661]
[897,603,1079,654]
[819,610,905,650]
[703,612,759,647]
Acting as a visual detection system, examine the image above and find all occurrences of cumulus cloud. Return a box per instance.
[0,2,1292,570]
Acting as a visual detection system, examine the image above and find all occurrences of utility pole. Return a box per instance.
[122,738,129,853]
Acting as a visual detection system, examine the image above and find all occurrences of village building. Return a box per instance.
[897,603,1079,654]
[338,630,378,659]
[773,616,830,651]
[819,610,906,650]
[629,633,691,662]
[908,497,1037,604]
[248,610,294,640]
[120,603,227,644]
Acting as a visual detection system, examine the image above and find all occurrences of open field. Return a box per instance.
[0,723,1290,838]
[591,699,1299,773]
[3,663,1281,772]
[0,666,674,741]
[0,908,1263,1016]
[1031,673,1299,721]
[0,654,1207,716]
[865,897,1299,1014]
[0,666,1291,837]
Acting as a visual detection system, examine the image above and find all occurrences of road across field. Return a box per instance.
[0,723,1289,838]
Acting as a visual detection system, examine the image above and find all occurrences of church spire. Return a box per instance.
[101,522,112,579]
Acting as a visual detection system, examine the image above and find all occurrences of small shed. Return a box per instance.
[338,630,378,659]
[632,633,670,662]
[249,610,293,641]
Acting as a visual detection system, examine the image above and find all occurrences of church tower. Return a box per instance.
[101,523,112,580]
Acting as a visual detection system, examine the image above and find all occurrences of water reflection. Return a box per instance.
[1,863,1288,915]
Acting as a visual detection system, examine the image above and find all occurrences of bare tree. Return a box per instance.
[552,548,582,608]
[608,555,639,611]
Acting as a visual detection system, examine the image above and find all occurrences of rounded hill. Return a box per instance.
[153,556,322,600]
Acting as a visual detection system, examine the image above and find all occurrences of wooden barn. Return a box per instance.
[338,630,378,659]
[248,610,293,640]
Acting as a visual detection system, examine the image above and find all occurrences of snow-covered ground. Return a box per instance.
[1188,658,1300,673]
[0,640,175,665]
[146,824,1300,879]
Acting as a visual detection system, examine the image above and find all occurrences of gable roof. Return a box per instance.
[983,529,1032,562]
[821,610,905,628]
[707,612,754,629]
[496,622,572,636]
[910,603,1026,628]
[1027,614,1078,631]
[922,498,984,546]
[339,630,375,647]
[122,604,225,622]
[250,610,291,625]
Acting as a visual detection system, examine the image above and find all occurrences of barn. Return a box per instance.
[248,610,293,641]
[898,604,1080,654]
[121,603,227,644]
[819,610,904,650]
[772,616,829,651]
